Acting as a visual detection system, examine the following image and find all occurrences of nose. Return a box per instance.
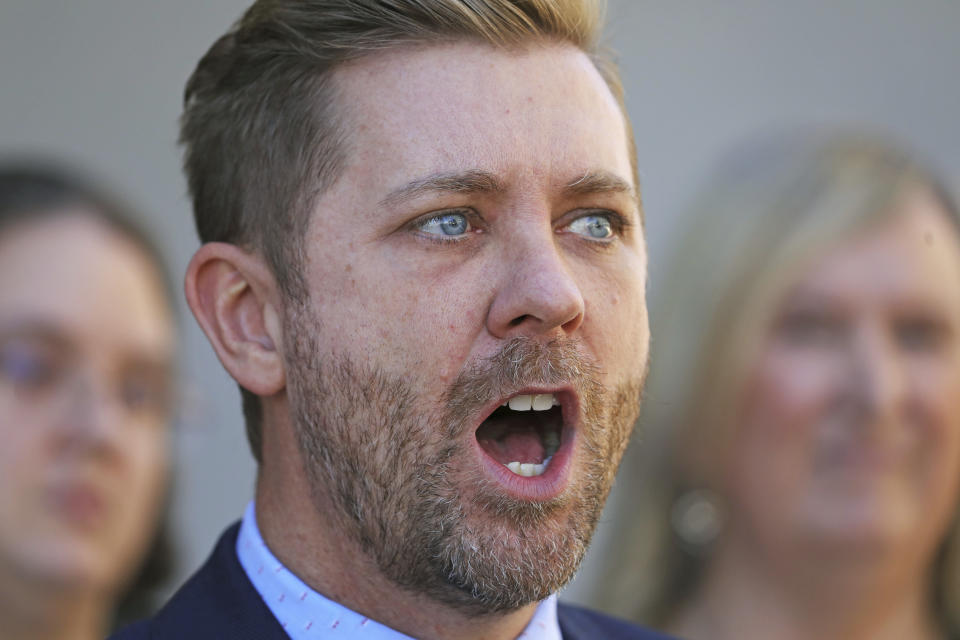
[486,232,585,339]
[56,375,124,456]
[846,322,905,423]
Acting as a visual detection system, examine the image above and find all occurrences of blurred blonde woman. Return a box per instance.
[592,133,960,640]
[0,166,176,640]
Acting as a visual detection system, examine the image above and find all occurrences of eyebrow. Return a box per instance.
[379,168,640,211]
[380,170,507,208]
[0,321,74,351]
[564,170,638,202]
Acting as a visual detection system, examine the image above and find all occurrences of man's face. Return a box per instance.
[283,42,649,612]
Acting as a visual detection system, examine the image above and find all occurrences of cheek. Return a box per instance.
[729,348,843,504]
[582,259,648,380]
[0,398,51,496]
[742,345,843,437]
[309,257,490,383]
[907,358,960,494]
[910,357,960,433]
[0,406,69,575]
[118,429,169,520]
[102,429,169,576]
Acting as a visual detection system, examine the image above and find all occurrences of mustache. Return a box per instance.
[444,336,602,425]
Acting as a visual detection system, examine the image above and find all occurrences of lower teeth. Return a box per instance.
[505,456,553,477]
[499,428,560,478]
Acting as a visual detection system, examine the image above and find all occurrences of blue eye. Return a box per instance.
[0,345,59,389]
[418,212,471,237]
[568,214,614,239]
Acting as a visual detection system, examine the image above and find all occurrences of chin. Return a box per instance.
[16,535,122,592]
[799,504,920,557]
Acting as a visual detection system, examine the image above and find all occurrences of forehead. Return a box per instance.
[0,213,173,359]
[790,194,960,307]
[329,41,633,197]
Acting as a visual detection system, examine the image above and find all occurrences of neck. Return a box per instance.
[0,572,110,640]
[255,419,539,640]
[670,529,945,640]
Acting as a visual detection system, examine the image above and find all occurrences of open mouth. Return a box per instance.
[475,392,565,478]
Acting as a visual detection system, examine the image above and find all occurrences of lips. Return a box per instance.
[472,388,578,500]
[49,482,109,531]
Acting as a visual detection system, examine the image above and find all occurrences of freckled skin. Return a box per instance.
[297,43,647,385]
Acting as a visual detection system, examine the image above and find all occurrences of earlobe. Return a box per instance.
[184,242,286,397]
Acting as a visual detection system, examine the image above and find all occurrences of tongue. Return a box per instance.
[478,429,546,465]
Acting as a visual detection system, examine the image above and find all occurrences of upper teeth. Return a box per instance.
[503,393,560,411]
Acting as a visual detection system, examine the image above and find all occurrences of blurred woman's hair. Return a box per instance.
[0,163,174,303]
[0,162,177,626]
[592,131,960,631]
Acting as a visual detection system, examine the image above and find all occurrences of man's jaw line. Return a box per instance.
[255,473,541,639]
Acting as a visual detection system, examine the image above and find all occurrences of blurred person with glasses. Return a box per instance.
[0,165,177,640]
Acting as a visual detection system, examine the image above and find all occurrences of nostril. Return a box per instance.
[509,315,530,327]
[560,314,582,333]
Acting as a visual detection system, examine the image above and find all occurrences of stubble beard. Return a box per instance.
[285,308,644,616]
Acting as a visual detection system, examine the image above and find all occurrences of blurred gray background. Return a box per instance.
[2,0,958,606]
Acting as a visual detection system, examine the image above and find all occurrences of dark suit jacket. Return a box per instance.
[111,523,673,640]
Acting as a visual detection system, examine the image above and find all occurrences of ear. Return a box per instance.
[184,242,286,397]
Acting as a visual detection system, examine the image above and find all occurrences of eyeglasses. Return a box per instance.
[0,331,174,425]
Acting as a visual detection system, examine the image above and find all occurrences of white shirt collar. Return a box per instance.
[236,501,563,640]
